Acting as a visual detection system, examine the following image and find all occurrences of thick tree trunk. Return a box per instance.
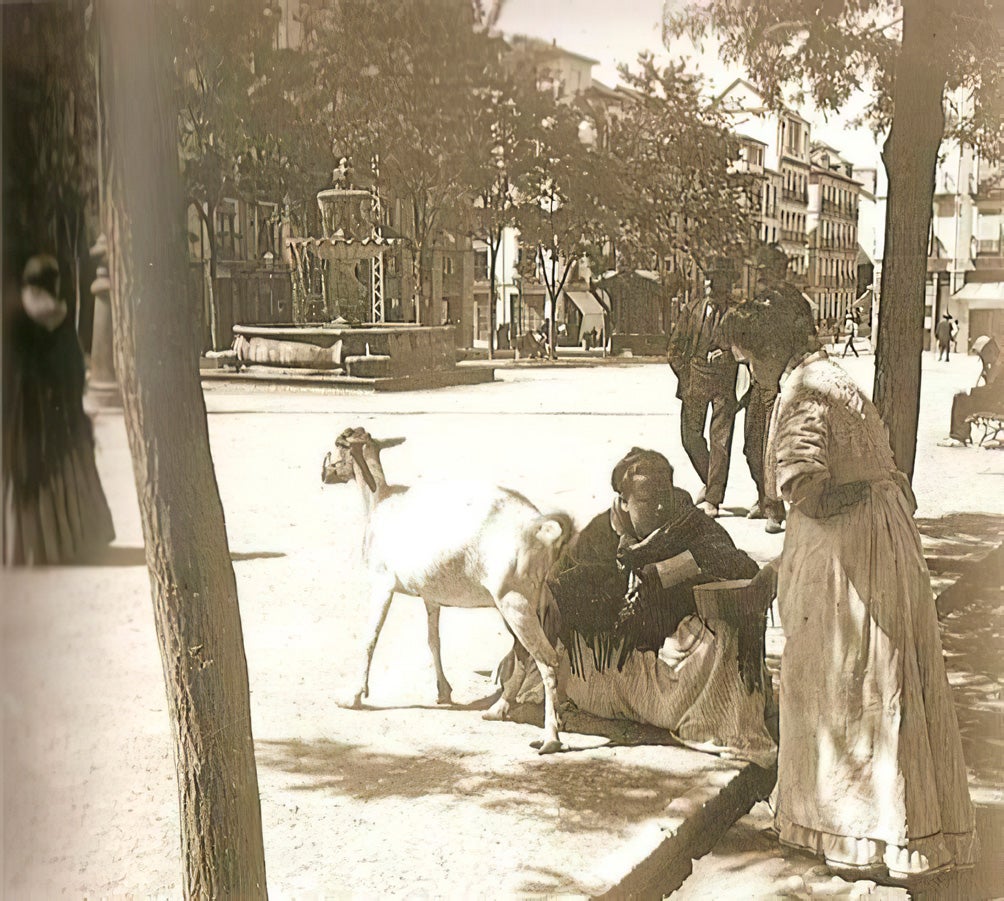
[100,2,268,896]
[874,0,946,481]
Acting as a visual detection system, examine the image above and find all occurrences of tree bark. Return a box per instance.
[100,2,268,896]
[874,0,946,481]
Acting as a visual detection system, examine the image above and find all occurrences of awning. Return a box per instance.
[953,282,1004,311]
[565,290,607,341]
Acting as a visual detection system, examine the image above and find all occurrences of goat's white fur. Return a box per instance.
[322,427,573,754]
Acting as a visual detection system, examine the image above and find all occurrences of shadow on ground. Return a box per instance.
[76,546,287,566]
[258,730,692,834]
[917,512,1004,562]
[258,729,708,892]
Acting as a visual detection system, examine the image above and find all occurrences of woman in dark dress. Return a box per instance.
[3,255,115,565]
[3,61,114,565]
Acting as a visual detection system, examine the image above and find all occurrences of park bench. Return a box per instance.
[965,412,1004,447]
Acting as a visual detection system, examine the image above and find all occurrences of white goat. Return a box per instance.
[321,426,573,754]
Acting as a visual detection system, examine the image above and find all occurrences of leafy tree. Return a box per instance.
[171,0,330,345]
[669,0,1003,479]
[455,45,566,356]
[604,55,758,285]
[170,0,261,346]
[514,99,618,356]
[307,0,502,324]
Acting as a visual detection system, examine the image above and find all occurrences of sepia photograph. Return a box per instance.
[2,0,1002,896]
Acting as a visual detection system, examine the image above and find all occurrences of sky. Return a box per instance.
[493,0,885,169]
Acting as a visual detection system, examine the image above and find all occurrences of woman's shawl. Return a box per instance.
[548,488,759,675]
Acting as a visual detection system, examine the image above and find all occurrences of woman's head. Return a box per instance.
[611,448,675,538]
[719,292,817,374]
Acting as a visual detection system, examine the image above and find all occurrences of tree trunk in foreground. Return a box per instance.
[100,1,268,895]
[874,0,946,481]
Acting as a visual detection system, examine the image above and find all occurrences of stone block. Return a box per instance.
[345,355,392,378]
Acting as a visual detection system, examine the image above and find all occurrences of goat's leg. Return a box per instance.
[483,639,528,722]
[424,601,453,704]
[496,591,564,755]
[339,577,395,709]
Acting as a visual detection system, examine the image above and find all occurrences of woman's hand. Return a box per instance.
[749,560,778,610]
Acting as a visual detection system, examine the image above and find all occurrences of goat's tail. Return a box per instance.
[531,511,575,554]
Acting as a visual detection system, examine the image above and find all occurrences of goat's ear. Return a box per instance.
[375,436,406,450]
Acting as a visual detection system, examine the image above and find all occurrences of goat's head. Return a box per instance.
[321,427,405,492]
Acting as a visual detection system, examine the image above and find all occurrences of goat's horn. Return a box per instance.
[374,436,406,450]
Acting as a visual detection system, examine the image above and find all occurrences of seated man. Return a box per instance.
[939,351,1004,446]
[506,448,777,767]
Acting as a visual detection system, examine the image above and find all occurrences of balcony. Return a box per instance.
[781,188,808,204]
[977,238,1001,256]
[820,198,858,220]
[781,229,806,244]
[815,237,858,250]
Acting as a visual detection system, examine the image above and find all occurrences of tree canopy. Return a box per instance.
[604,54,757,276]
[667,0,1002,159]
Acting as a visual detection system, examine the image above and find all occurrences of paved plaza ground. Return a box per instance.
[2,349,1001,896]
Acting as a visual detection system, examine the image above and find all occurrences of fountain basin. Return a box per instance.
[214,323,494,392]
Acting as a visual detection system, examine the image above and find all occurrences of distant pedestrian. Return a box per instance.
[936,312,953,361]
[841,310,859,358]
[950,315,960,353]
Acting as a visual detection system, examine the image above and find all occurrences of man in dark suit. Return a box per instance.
[667,259,740,517]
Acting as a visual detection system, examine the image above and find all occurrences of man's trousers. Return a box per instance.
[743,383,785,522]
[680,375,737,507]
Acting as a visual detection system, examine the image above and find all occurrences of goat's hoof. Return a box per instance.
[436,690,453,705]
[531,738,565,755]
[482,699,510,721]
[337,693,365,710]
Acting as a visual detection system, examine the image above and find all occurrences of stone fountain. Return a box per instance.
[214,188,493,391]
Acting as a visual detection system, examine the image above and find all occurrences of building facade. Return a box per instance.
[717,79,811,286]
[807,144,861,325]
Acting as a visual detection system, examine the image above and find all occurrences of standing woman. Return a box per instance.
[3,57,115,565]
[720,295,977,880]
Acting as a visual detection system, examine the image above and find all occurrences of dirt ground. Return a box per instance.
[2,354,1001,896]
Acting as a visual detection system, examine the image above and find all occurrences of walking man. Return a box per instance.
[667,259,739,518]
[936,311,953,361]
[841,309,859,358]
